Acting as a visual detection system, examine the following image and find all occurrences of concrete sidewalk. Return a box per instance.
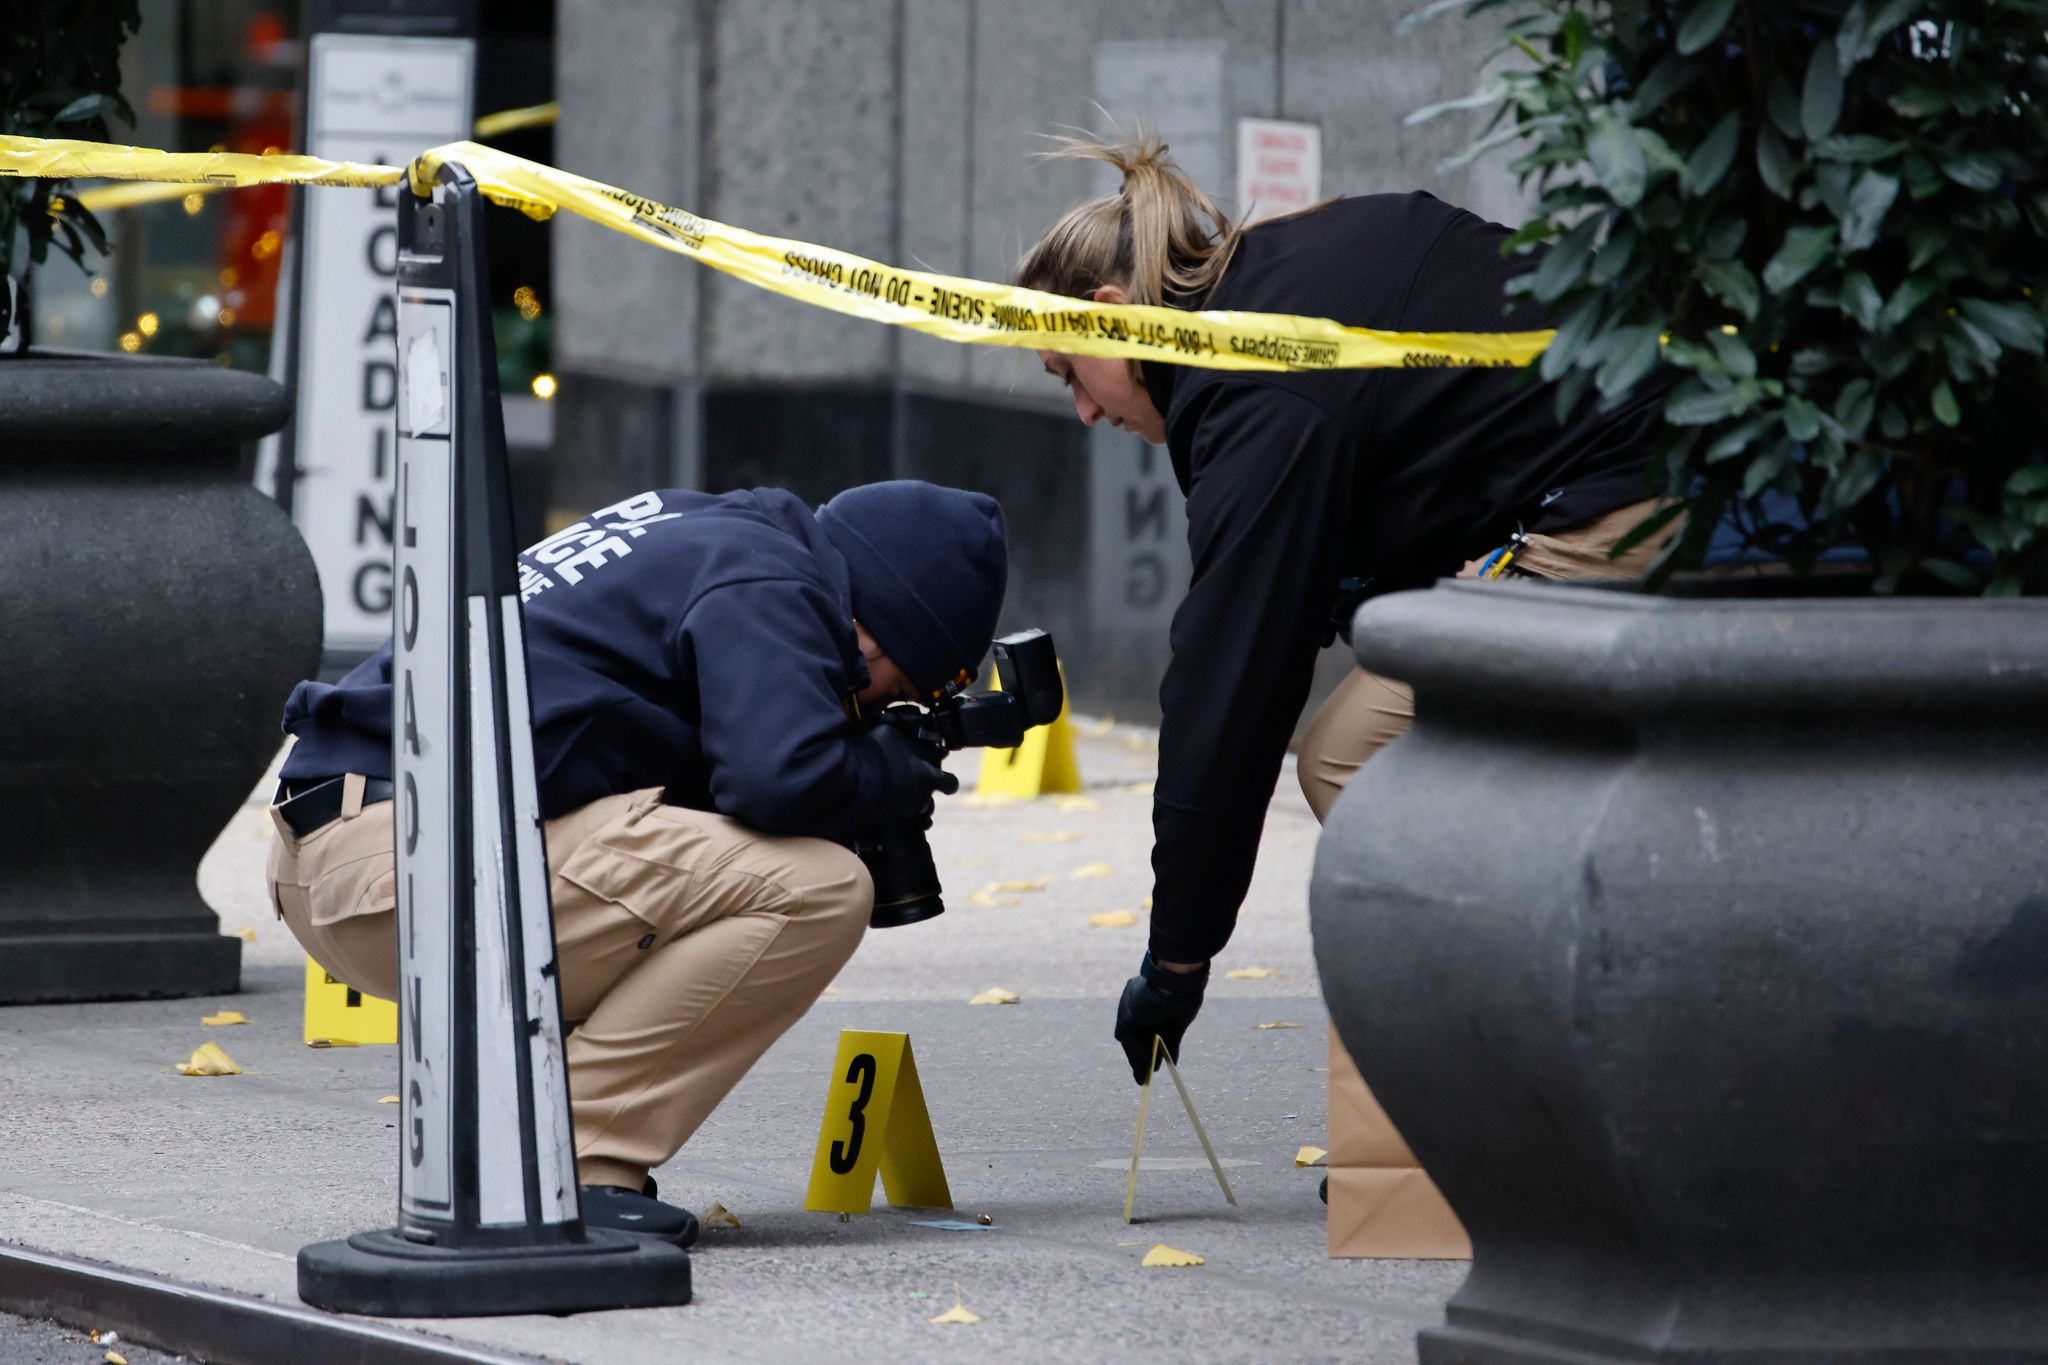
[0,723,1463,1364]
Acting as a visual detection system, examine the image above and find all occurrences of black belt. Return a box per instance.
[273,775,396,838]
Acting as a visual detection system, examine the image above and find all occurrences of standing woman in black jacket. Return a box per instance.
[1016,131,1673,1082]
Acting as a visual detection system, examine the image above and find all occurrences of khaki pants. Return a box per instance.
[268,782,872,1191]
[1298,499,1669,818]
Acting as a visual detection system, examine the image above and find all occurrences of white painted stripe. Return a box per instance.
[498,594,579,1225]
[468,596,526,1226]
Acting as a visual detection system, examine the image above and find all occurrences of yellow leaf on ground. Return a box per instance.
[953,855,990,867]
[1089,910,1139,929]
[231,927,258,942]
[1121,734,1158,752]
[175,1042,241,1076]
[969,987,1019,1006]
[1256,1021,1302,1030]
[1141,1244,1205,1267]
[1021,830,1082,844]
[992,879,1049,893]
[1225,966,1280,980]
[927,1283,982,1325]
[820,985,843,997]
[1141,895,1153,909]
[968,887,1020,908]
[1069,862,1114,879]
[702,1201,742,1227]
[1295,1146,1329,1167]
[106,1352,128,1365]
[377,1095,401,1104]
[1055,796,1098,813]
[961,792,1021,810]
[1078,714,1116,736]
[200,1011,247,1027]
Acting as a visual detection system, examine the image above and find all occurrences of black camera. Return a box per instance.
[857,629,1064,928]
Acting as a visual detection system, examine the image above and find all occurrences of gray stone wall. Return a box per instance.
[552,0,1526,723]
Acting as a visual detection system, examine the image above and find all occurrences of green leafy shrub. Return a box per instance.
[1,2,143,340]
[1413,0,2048,593]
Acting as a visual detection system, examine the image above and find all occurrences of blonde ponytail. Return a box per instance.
[1013,126,1242,310]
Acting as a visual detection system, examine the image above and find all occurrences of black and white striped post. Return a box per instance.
[296,161,691,1317]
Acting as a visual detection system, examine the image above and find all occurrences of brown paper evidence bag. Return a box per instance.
[1327,1027,1472,1260]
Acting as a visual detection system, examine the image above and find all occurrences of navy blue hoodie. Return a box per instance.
[279,487,894,840]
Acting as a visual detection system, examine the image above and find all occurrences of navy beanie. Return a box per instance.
[816,481,1008,696]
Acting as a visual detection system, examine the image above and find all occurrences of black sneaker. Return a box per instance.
[581,1180,699,1248]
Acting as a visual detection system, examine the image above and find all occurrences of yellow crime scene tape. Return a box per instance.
[1,132,1554,373]
[61,102,562,215]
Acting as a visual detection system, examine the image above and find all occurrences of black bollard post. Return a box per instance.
[296,161,691,1317]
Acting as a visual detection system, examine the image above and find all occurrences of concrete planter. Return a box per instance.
[1310,579,2048,1363]
[0,350,319,1003]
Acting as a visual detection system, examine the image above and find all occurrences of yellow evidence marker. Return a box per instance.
[804,1030,952,1216]
[974,666,1082,798]
[303,958,398,1046]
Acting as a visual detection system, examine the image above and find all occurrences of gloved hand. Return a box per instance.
[1114,951,1209,1084]
[869,721,958,823]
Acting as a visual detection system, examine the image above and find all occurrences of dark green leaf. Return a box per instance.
[1932,378,1960,426]
[1958,299,2046,355]
[1553,365,1597,423]
[1838,171,1899,253]
[1698,258,1760,320]
[1628,54,1702,114]
[1530,216,1601,303]
[1676,0,1740,55]
[1906,224,1950,270]
[1590,224,1639,285]
[1742,440,1794,497]
[1757,125,1799,199]
[1586,108,1649,207]
[1840,272,1883,329]
[1881,275,1939,328]
[1766,71,1802,138]
[1822,450,1887,512]
[1708,328,1757,377]
[1684,112,1742,196]
[1595,324,1662,400]
[1943,155,2002,192]
[1832,377,1872,436]
[1665,381,1742,425]
[1763,225,1838,294]
[1784,395,1822,440]
[1839,0,1919,68]
[1703,216,1747,259]
[52,93,114,125]
[1538,295,1605,381]
[1816,135,1906,163]
[2007,465,2048,496]
[1802,42,1845,143]
[1707,412,1775,462]
[1919,557,1979,588]
[1888,85,1949,118]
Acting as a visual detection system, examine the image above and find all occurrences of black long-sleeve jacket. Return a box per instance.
[1141,193,1663,964]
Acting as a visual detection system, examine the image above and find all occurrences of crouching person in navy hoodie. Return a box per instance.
[265,481,1007,1247]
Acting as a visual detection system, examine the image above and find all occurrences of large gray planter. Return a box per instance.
[0,350,320,1003]
[1310,579,2048,1363]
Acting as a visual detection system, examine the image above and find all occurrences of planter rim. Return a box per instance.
[1351,578,2048,716]
[0,347,288,450]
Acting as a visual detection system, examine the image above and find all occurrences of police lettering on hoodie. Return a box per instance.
[517,491,684,602]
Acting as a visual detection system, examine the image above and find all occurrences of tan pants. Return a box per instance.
[1298,499,1670,819]
[268,782,872,1191]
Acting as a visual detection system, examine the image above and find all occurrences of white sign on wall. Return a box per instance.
[292,33,473,656]
[1236,118,1322,224]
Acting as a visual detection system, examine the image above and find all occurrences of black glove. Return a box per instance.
[869,721,958,823]
[1114,951,1209,1085]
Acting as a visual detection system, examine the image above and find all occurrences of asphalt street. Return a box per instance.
[0,721,1465,1364]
